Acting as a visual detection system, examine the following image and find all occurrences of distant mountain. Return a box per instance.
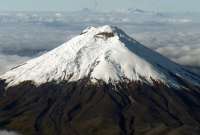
[0,26,200,135]
[127,8,146,14]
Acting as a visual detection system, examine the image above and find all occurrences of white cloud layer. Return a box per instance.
[133,31,200,67]
[0,54,30,74]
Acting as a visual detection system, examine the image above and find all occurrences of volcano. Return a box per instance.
[0,25,200,135]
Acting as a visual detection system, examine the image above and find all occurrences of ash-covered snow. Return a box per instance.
[1,25,199,87]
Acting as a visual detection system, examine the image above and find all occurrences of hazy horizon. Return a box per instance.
[0,0,200,12]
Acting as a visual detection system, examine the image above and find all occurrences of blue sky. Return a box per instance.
[0,0,199,12]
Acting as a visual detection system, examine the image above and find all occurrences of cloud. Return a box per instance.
[0,25,73,56]
[0,54,30,75]
[0,130,21,135]
[132,31,200,67]
[156,46,200,67]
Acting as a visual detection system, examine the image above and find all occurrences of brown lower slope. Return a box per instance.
[0,78,200,135]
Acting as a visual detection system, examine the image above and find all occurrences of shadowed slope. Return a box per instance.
[0,78,200,135]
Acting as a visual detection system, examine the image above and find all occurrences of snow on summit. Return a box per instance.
[1,25,199,87]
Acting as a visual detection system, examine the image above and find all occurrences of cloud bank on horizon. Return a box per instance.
[0,11,200,75]
[0,0,200,12]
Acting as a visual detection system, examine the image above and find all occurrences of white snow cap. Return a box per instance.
[1,25,199,87]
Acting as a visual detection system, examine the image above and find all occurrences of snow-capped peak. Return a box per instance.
[1,25,199,87]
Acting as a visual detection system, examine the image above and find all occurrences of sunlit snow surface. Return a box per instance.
[1,25,199,87]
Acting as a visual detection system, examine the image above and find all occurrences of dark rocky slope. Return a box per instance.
[0,78,200,135]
